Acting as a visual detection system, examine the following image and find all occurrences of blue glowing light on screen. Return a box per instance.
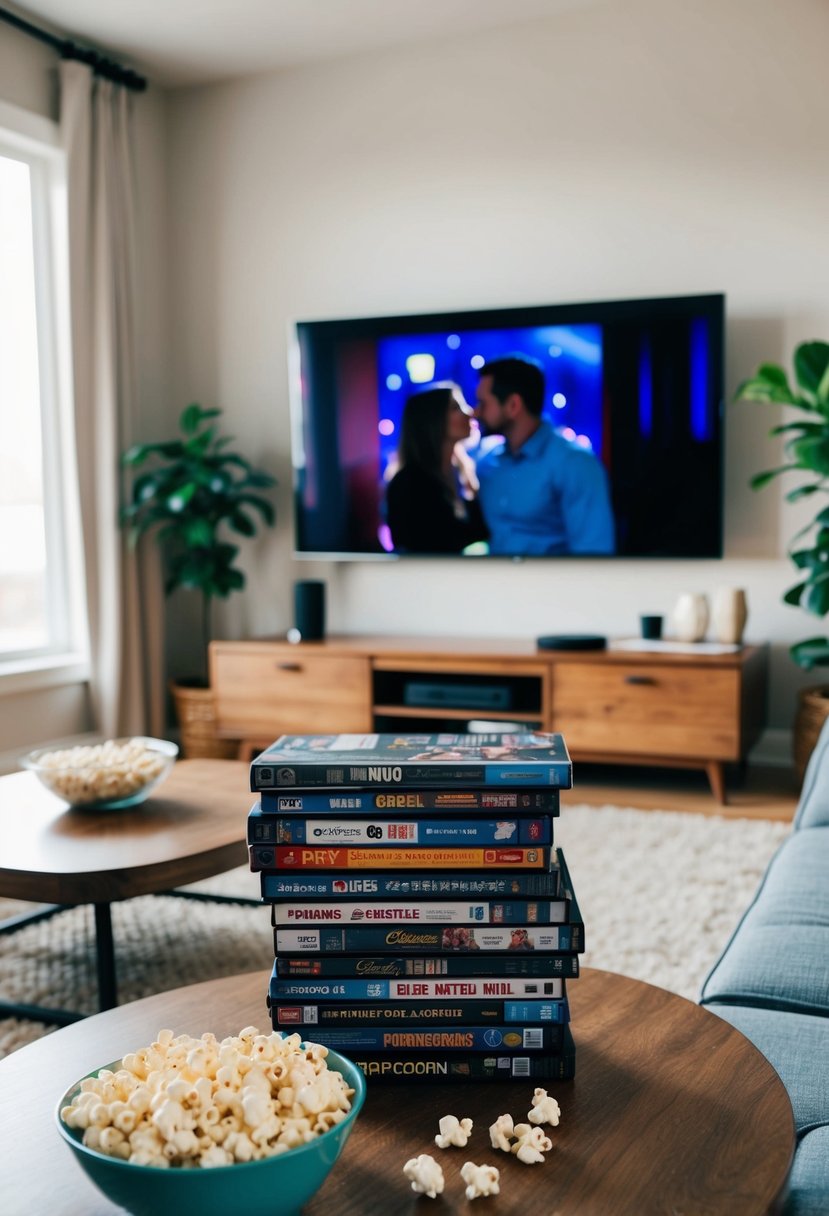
[375,323,604,472]
[638,337,653,439]
[689,317,712,441]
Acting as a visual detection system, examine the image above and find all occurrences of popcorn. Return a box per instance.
[489,1113,518,1153]
[527,1088,561,1128]
[60,1028,355,1169]
[434,1114,473,1148]
[31,738,167,804]
[403,1153,445,1198]
[511,1123,552,1165]
[460,1161,500,1200]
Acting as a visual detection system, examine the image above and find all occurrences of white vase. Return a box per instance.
[672,593,709,642]
[710,587,748,644]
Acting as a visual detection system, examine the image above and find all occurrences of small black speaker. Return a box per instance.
[293,580,326,641]
[536,633,606,651]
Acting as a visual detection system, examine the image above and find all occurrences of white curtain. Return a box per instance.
[60,60,164,739]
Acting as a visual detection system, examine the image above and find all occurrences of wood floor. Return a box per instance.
[564,761,799,822]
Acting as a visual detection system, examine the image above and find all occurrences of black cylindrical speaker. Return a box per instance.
[293,580,326,641]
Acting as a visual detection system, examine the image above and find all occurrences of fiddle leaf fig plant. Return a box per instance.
[735,340,829,668]
[121,403,276,684]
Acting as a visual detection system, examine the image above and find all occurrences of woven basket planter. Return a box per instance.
[169,680,238,760]
[793,684,829,784]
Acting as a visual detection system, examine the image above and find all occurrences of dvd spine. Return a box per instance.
[249,816,553,847]
[260,869,562,899]
[267,976,566,1000]
[352,1041,575,1082]
[275,1025,560,1052]
[274,923,581,954]
[259,790,561,813]
[252,845,551,871]
[270,998,569,1028]
[252,762,569,790]
[270,899,569,926]
[275,954,580,979]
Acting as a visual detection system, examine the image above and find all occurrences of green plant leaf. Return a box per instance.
[122,443,151,466]
[770,421,827,437]
[790,548,819,569]
[183,518,214,547]
[785,484,821,503]
[789,436,829,476]
[165,482,197,513]
[804,575,829,617]
[783,582,807,605]
[750,467,792,489]
[229,509,256,537]
[795,342,829,402]
[733,377,798,405]
[237,493,276,524]
[791,637,829,669]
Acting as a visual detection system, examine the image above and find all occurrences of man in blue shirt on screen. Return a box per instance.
[474,355,616,556]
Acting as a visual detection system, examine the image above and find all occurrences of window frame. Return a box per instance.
[0,99,88,690]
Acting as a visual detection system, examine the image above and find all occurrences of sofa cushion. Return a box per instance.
[704,1004,829,1134]
[784,1125,829,1216]
[795,714,829,831]
[700,828,829,1015]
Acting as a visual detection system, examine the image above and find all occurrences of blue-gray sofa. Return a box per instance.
[700,723,829,1215]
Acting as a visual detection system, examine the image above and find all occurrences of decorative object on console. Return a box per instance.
[640,614,663,640]
[121,403,276,756]
[734,338,829,778]
[710,588,748,645]
[671,593,709,643]
[292,579,326,642]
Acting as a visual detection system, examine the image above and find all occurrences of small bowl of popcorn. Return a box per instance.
[21,736,178,809]
[55,1027,366,1216]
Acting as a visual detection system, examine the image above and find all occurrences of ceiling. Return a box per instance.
[9,0,603,88]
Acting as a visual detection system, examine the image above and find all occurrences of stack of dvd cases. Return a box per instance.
[247,732,583,1083]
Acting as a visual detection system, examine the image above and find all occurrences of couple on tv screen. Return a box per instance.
[384,355,615,557]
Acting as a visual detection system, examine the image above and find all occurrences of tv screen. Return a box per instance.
[290,292,724,559]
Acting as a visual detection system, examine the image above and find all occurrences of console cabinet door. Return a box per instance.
[551,661,741,760]
[211,646,372,739]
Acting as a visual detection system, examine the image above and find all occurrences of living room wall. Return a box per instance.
[163,0,829,744]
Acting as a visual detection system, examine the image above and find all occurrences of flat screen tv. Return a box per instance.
[289,292,724,559]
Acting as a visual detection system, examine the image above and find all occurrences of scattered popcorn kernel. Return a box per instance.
[489,1113,517,1153]
[511,1124,552,1165]
[434,1114,473,1149]
[527,1088,561,1128]
[403,1153,445,1198]
[460,1161,501,1200]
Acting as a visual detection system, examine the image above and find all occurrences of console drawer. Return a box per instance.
[211,645,372,738]
[551,661,740,760]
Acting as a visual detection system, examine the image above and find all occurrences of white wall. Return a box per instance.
[164,0,829,739]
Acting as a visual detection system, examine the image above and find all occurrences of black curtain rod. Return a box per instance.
[0,5,147,91]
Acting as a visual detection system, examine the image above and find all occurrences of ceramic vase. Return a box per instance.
[710,587,748,644]
[672,593,709,643]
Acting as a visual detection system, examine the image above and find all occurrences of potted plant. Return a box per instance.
[121,403,276,756]
[734,339,829,776]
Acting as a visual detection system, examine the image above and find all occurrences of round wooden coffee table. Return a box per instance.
[0,968,793,1215]
[0,760,250,1022]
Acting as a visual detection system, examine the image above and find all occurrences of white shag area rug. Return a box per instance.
[0,803,790,1060]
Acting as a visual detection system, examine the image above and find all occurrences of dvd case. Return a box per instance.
[274,953,580,979]
[249,815,553,847]
[260,868,562,900]
[259,789,561,814]
[250,732,572,791]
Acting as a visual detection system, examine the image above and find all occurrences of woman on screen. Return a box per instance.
[385,383,489,554]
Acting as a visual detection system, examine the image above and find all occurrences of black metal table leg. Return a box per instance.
[93,902,117,1011]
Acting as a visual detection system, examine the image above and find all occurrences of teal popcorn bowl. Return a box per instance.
[55,1047,366,1216]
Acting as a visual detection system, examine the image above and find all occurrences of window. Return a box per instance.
[0,101,86,677]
